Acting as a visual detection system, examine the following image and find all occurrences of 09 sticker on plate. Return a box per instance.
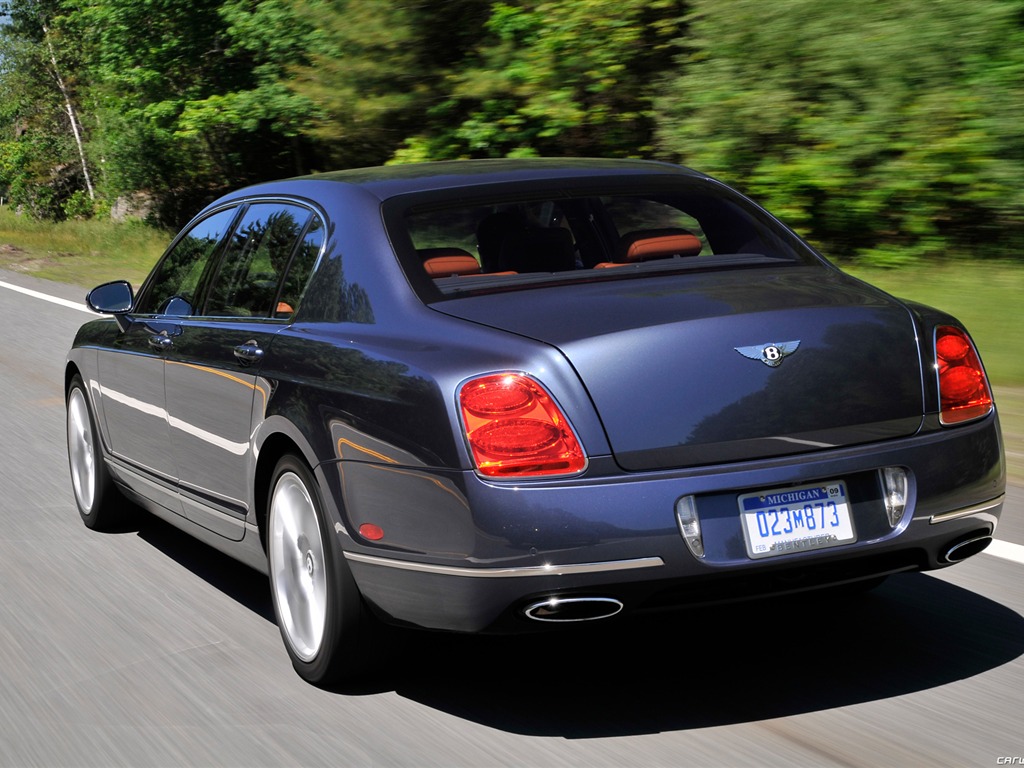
[738,480,856,559]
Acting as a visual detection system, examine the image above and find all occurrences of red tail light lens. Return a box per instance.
[936,326,993,425]
[459,373,586,477]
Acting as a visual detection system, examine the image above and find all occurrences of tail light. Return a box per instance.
[935,326,994,425]
[459,373,587,478]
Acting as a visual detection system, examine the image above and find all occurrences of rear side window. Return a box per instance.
[205,203,312,317]
[276,214,324,319]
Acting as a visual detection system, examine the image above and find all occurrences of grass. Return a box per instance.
[991,387,1024,488]
[0,207,167,288]
[1,211,1020,482]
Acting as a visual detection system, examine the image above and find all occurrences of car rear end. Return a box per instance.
[340,165,1004,632]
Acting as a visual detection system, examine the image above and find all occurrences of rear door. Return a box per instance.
[164,202,324,539]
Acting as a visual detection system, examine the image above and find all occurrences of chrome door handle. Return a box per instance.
[148,334,173,351]
[233,341,264,365]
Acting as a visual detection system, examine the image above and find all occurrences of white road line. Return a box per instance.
[0,279,96,314]
[985,538,1024,566]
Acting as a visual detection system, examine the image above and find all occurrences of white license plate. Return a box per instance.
[738,481,855,559]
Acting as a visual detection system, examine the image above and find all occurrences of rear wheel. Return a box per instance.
[267,454,375,685]
[66,374,127,530]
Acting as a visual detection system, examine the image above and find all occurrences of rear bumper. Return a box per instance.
[336,414,1004,632]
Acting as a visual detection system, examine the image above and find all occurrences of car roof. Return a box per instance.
[274,158,705,201]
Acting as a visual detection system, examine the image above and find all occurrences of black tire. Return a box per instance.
[266,454,377,686]
[66,374,128,530]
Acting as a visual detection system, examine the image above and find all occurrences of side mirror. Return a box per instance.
[87,280,134,332]
[86,280,134,314]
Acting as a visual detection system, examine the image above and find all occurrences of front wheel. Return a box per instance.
[267,454,376,685]
[66,374,127,530]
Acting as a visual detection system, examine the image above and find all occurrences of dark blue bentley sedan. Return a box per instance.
[65,159,1005,684]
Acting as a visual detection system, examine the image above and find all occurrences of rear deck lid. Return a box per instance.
[436,266,925,470]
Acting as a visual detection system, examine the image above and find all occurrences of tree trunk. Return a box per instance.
[42,24,95,201]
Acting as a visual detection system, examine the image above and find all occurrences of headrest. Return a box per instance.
[498,226,576,273]
[420,247,481,277]
[620,229,702,262]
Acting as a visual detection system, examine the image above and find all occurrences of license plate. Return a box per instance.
[738,480,855,559]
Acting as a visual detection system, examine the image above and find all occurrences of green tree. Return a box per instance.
[0,0,96,218]
[2,0,332,224]
[75,0,282,219]
[394,0,687,162]
[657,0,1024,264]
[175,0,324,177]
[283,0,492,168]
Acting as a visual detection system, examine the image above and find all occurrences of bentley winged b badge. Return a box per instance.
[735,340,801,368]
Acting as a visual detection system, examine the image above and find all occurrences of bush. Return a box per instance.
[62,190,94,220]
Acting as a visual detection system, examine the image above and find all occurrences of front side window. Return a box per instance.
[137,207,238,316]
[204,203,312,317]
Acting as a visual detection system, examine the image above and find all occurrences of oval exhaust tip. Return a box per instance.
[944,535,992,564]
[524,596,624,623]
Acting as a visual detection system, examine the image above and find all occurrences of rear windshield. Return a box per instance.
[393,178,821,298]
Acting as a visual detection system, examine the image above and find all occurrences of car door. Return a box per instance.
[95,206,239,517]
[163,202,323,540]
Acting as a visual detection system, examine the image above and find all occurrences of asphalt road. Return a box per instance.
[2,268,1023,768]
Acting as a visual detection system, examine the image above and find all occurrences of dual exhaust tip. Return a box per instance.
[523,596,624,623]
[523,533,993,620]
[942,534,992,564]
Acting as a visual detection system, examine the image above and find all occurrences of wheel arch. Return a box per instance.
[64,361,82,400]
[253,419,333,556]
[254,433,302,555]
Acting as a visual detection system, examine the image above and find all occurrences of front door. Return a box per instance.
[95,205,242,516]
[95,318,179,514]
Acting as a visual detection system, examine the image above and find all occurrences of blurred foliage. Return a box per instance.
[657,0,1024,263]
[392,0,686,161]
[1,0,1023,262]
[284,0,493,167]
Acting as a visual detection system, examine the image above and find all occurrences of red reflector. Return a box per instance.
[936,326,993,425]
[459,373,587,477]
[359,523,384,541]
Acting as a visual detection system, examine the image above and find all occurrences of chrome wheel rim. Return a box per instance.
[269,471,327,662]
[67,388,96,512]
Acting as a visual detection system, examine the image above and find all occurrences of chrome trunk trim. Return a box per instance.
[929,495,1005,525]
[344,553,664,578]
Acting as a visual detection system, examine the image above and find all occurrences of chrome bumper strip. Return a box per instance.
[344,553,665,578]
[929,495,1005,525]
